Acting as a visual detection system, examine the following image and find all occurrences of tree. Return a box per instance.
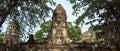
[0,33,4,43]
[68,0,120,50]
[68,0,120,34]
[35,20,81,42]
[0,0,56,36]
[35,20,51,42]
[67,22,81,42]
[68,0,120,25]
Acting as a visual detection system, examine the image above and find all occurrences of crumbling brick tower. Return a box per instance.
[48,4,70,48]
[3,19,20,45]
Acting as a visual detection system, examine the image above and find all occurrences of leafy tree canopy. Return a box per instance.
[68,0,120,50]
[67,22,81,42]
[68,0,120,40]
[0,0,56,36]
[35,20,81,42]
[35,20,51,42]
[68,0,120,26]
[0,33,4,43]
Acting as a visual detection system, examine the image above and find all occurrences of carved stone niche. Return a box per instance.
[53,31,63,45]
[47,4,70,49]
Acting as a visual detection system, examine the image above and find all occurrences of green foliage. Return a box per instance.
[67,22,81,41]
[35,20,81,42]
[35,20,51,42]
[0,33,4,43]
[40,20,51,33]
[69,0,120,50]
[69,0,120,26]
[35,30,46,42]
[69,0,120,41]
[0,0,56,37]
[89,24,105,39]
[69,0,76,4]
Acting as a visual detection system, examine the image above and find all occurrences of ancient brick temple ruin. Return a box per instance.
[47,4,70,49]
[3,19,20,45]
[0,4,114,51]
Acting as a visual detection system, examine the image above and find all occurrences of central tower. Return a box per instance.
[48,4,70,48]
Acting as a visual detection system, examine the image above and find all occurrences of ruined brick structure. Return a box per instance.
[2,19,20,51]
[3,19,20,45]
[47,4,70,49]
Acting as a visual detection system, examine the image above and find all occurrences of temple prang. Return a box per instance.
[2,19,20,51]
[3,19,20,45]
[47,4,70,49]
